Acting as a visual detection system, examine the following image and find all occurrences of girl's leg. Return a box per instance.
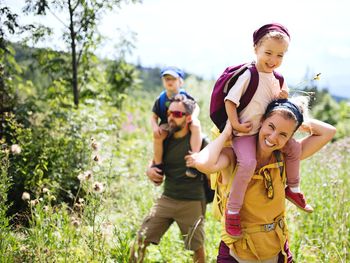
[282,138,313,212]
[227,135,257,212]
[282,138,301,188]
[225,135,256,237]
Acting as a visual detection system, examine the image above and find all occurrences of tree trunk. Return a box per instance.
[0,64,4,139]
[68,0,79,107]
[71,38,79,107]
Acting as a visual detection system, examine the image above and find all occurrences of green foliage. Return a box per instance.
[288,138,350,262]
[0,145,19,262]
[136,66,163,92]
[106,58,140,109]
[312,93,350,140]
[23,0,141,106]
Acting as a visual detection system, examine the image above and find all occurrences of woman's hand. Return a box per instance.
[299,119,336,160]
[185,152,199,168]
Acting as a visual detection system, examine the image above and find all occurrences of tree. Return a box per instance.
[0,3,21,138]
[24,0,140,107]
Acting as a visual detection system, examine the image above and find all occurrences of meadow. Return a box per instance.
[1,77,349,263]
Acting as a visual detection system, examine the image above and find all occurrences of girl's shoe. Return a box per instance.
[285,186,313,213]
[225,211,242,237]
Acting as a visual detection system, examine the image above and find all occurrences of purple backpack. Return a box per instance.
[209,62,284,132]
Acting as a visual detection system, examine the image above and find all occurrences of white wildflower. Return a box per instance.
[10,144,21,155]
[30,199,39,206]
[77,170,93,182]
[21,192,30,201]
[91,141,99,151]
[92,181,104,194]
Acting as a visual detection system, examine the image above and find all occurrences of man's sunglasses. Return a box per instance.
[167,110,188,118]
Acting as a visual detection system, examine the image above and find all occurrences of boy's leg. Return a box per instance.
[226,135,257,237]
[282,138,313,213]
[153,126,168,172]
[189,118,202,153]
[186,119,202,177]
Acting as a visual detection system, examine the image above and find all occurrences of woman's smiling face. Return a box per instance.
[258,112,297,153]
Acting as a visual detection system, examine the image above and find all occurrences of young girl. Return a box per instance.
[151,66,202,177]
[224,23,313,237]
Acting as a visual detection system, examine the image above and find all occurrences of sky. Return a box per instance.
[5,0,350,98]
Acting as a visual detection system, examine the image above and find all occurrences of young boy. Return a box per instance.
[151,66,201,177]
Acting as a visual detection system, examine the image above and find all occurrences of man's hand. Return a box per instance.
[146,166,164,186]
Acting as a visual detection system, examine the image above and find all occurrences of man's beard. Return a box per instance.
[168,120,186,135]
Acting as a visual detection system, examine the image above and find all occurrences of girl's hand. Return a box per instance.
[278,89,289,99]
[234,121,252,133]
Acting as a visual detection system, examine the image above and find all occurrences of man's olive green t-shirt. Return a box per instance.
[162,133,208,201]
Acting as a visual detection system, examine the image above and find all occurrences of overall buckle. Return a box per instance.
[264,223,275,232]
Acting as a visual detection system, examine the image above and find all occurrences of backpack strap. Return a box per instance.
[236,64,259,113]
[273,150,285,181]
[273,71,284,89]
[236,66,284,113]
[158,90,167,121]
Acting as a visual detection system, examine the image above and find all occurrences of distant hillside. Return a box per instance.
[332,94,349,103]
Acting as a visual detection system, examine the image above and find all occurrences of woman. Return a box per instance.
[186,98,336,262]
